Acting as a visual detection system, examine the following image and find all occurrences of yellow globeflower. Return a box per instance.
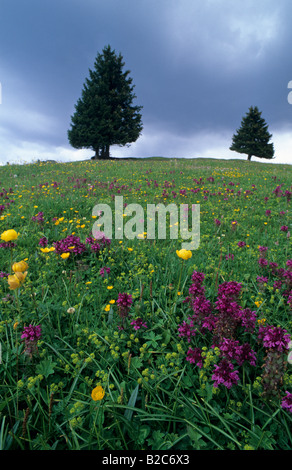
[7,271,27,290]
[1,229,18,242]
[60,253,70,259]
[91,385,105,401]
[176,249,192,260]
[12,260,29,273]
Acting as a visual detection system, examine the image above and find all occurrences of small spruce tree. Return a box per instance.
[230,106,274,161]
[68,45,143,159]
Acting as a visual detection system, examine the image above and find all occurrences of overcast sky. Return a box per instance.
[1,0,292,165]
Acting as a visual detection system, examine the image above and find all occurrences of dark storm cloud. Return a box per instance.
[0,0,292,163]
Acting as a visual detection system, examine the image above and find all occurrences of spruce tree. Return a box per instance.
[68,45,143,159]
[230,106,274,161]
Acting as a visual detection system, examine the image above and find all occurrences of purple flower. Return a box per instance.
[0,241,17,249]
[117,293,133,318]
[99,266,110,277]
[53,234,86,255]
[235,308,257,333]
[178,320,196,342]
[0,271,9,278]
[258,325,291,352]
[191,271,205,285]
[21,324,42,357]
[237,241,246,247]
[259,246,268,253]
[219,338,257,366]
[212,359,240,389]
[281,391,292,413]
[186,347,203,368]
[281,225,288,232]
[281,390,292,413]
[32,211,44,224]
[257,276,269,284]
[38,236,48,247]
[258,257,268,267]
[217,281,242,299]
[131,318,147,330]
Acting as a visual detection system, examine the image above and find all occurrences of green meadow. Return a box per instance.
[0,156,291,450]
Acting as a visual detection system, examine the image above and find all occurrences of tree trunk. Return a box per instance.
[100,145,110,159]
[247,154,252,161]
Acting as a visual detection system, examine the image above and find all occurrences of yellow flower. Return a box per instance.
[107,285,113,290]
[104,304,110,312]
[60,253,70,259]
[12,260,28,273]
[91,385,105,401]
[176,249,192,260]
[109,299,115,304]
[7,271,27,290]
[1,229,18,242]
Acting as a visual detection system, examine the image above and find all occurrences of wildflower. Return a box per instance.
[99,266,110,277]
[176,249,192,260]
[8,271,27,290]
[60,253,70,259]
[281,391,292,413]
[91,385,105,401]
[211,359,240,389]
[32,211,44,224]
[1,229,18,242]
[117,292,133,319]
[219,338,257,366]
[39,236,48,247]
[131,317,147,330]
[21,324,42,357]
[257,276,268,284]
[178,320,197,342]
[258,325,291,352]
[281,226,288,232]
[53,234,86,255]
[12,260,28,273]
[235,307,257,332]
[258,257,268,267]
[186,347,203,368]
[40,246,55,253]
[67,307,75,314]
[0,271,9,278]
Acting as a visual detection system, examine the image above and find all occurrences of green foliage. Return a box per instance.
[230,106,274,161]
[68,45,143,159]
[0,157,291,450]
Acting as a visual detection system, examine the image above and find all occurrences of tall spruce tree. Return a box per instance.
[230,106,274,161]
[68,45,143,159]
